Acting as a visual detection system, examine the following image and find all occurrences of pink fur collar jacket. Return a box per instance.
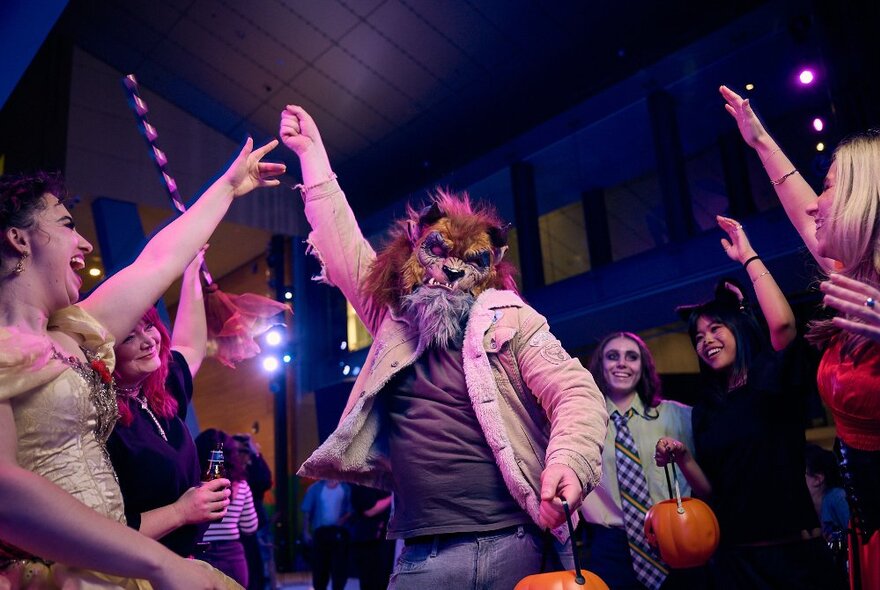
[297,181,608,541]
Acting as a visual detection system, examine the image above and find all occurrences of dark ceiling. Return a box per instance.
[62,0,766,215]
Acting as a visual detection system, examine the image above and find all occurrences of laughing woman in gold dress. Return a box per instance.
[0,138,283,589]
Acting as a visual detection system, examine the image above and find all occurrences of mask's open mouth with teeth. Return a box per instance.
[426,277,455,290]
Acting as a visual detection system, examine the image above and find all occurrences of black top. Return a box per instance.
[350,484,391,543]
[245,452,273,528]
[107,351,205,556]
[692,338,819,545]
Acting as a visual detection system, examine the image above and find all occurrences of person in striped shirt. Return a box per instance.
[196,429,259,587]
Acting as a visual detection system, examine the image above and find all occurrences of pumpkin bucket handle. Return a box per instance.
[663,461,685,514]
[562,499,586,585]
[663,461,674,498]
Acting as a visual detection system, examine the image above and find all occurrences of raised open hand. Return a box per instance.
[821,274,880,343]
[717,215,755,264]
[221,138,284,198]
[719,85,770,149]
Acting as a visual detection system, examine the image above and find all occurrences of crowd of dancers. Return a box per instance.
[0,85,878,590]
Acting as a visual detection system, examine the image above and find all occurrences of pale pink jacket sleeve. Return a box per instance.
[514,308,607,493]
[300,181,386,335]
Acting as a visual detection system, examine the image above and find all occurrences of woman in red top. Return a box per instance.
[721,85,880,589]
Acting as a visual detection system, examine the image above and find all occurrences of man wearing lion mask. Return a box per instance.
[280,105,607,588]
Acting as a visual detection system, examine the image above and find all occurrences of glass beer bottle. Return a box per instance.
[203,442,226,482]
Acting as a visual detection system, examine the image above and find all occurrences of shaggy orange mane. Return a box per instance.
[361,189,518,309]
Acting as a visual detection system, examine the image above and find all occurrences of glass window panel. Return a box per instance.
[605,173,664,261]
[686,145,729,231]
[539,201,590,284]
[346,301,372,352]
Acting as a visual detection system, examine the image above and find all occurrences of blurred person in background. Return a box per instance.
[196,429,259,587]
[233,432,273,590]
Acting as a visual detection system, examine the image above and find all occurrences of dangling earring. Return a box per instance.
[13,252,28,275]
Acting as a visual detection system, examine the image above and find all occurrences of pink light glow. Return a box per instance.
[799,69,815,85]
[813,118,824,132]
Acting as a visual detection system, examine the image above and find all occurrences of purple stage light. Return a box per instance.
[813,118,824,132]
[798,69,815,85]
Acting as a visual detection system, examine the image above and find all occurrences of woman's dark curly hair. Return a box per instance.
[0,171,69,232]
[1,172,70,269]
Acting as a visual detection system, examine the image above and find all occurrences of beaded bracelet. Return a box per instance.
[293,172,338,194]
[743,255,761,270]
[770,169,798,186]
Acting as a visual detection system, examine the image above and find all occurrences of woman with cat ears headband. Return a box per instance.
[655,215,841,589]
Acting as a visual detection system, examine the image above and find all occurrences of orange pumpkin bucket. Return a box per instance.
[514,569,609,590]
[514,500,609,590]
[643,462,720,568]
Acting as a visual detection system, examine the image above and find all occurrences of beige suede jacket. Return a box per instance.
[296,180,608,540]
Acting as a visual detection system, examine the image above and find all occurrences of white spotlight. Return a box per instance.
[265,329,284,347]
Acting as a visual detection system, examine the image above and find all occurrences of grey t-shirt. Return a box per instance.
[384,344,530,539]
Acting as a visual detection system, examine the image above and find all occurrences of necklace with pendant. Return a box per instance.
[135,395,168,442]
[120,385,168,442]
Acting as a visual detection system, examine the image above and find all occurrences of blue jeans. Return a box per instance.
[389,524,546,590]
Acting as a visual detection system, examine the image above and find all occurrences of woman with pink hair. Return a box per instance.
[108,247,231,558]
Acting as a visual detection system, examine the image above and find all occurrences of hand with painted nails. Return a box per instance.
[821,274,880,342]
[717,215,756,265]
